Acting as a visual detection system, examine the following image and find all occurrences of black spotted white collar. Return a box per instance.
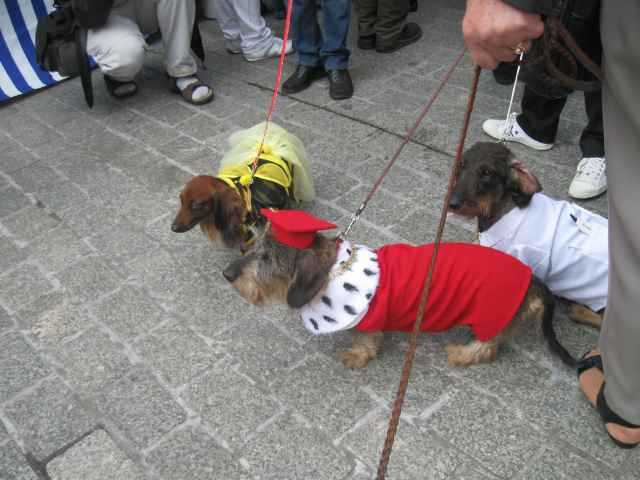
[301,240,379,334]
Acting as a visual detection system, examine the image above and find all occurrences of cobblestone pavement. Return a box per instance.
[1,1,637,479]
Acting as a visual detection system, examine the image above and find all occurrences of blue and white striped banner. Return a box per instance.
[0,0,65,102]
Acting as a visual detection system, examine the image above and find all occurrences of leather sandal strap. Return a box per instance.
[597,384,640,430]
[576,353,603,379]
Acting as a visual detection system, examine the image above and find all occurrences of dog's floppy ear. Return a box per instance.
[286,245,333,309]
[213,189,247,248]
[508,159,542,207]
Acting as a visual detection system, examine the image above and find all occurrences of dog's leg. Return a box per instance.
[445,339,498,366]
[340,331,384,369]
[567,303,603,329]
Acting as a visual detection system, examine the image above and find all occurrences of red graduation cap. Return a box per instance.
[260,209,336,249]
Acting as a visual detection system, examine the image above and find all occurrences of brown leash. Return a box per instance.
[339,48,467,239]
[375,66,482,480]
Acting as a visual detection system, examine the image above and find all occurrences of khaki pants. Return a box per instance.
[599,0,640,424]
[353,0,408,45]
[87,0,197,81]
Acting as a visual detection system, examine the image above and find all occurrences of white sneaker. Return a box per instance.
[244,38,294,62]
[482,113,554,151]
[568,157,607,199]
[225,38,242,54]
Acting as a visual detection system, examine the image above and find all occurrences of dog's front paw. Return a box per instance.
[339,349,371,369]
[445,343,473,367]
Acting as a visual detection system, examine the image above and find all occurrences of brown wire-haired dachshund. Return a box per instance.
[221,222,576,369]
[171,122,314,250]
[449,142,608,329]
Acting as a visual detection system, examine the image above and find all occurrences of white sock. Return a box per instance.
[176,76,210,102]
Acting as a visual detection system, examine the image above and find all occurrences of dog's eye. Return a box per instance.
[480,168,492,177]
[261,253,270,262]
[191,201,205,211]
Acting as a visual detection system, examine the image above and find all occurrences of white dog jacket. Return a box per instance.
[479,193,608,311]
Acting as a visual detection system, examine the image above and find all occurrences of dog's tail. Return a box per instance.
[536,278,577,367]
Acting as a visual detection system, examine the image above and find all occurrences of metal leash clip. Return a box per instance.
[500,51,525,143]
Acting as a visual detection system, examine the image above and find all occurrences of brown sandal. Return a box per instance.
[169,76,214,105]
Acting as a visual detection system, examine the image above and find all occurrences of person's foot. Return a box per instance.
[225,38,242,54]
[170,76,214,105]
[358,34,376,50]
[482,113,554,150]
[282,65,327,94]
[568,157,607,199]
[104,75,138,99]
[328,69,353,100]
[376,23,423,53]
[578,350,640,448]
[244,38,294,62]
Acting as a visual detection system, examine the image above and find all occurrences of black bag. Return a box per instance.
[516,0,602,99]
[35,0,112,107]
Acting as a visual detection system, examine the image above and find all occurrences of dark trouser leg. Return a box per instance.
[375,0,409,45]
[320,0,351,70]
[579,88,605,158]
[516,86,567,144]
[293,0,322,67]
[353,0,377,37]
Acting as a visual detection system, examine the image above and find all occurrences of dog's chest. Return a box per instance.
[301,241,379,334]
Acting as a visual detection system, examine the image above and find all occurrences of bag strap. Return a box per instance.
[75,27,93,107]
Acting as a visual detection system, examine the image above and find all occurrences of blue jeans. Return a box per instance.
[292,0,351,70]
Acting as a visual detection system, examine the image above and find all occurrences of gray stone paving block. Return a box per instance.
[621,451,640,480]
[516,376,629,470]
[56,256,121,303]
[225,106,271,130]
[0,441,38,480]
[33,180,90,213]
[91,285,164,339]
[519,444,614,480]
[47,429,144,480]
[0,237,30,274]
[57,201,127,239]
[126,248,200,300]
[157,136,215,168]
[86,220,159,270]
[392,208,475,245]
[17,291,90,346]
[452,464,496,480]
[145,101,198,126]
[242,413,354,479]
[0,137,39,173]
[424,387,544,478]
[311,162,362,202]
[272,355,377,440]
[0,306,13,335]
[4,378,95,461]
[337,186,412,229]
[183,363,280,450]
[29,226,91,274]
[144,213,204,249]
[0,111,63,149]
[130,118,180,148]
[54,327,132,395]
[0,418,7,443]
[198,93,247,121]
[215,313,307,386]
[1,204,61,243]
[0,264,53,312]
[287,103,378,143]
[0,332,50,402]
[97,367,186,449]
[135,321,221,388]
[343,409,463,480]
[175,113,223,142]
[147,427,251,480]
[0,186,30,218]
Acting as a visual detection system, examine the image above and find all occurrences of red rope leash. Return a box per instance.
[252,0,294,174]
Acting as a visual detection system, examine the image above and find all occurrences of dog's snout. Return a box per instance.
[223,264,241,283]
[171,222,181,233]
[449,193,462,210]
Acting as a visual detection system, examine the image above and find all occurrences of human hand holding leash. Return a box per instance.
[462,0,544,69]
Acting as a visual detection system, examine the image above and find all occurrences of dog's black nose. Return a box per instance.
[223,265,239,283]
[449,193,462,210]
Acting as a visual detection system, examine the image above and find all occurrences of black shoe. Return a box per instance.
[376,23,423,53]
[358,35,376,50]
[282,65,327,95]
[328,69,353,100]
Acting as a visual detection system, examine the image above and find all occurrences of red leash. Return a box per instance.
[252,0,295,174]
